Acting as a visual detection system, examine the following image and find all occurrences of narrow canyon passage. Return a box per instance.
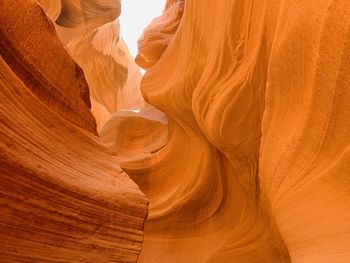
[1,0,350,263]
[119,0,165,58]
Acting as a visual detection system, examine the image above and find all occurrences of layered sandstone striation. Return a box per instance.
[135,0,184,69]
[104,0,350,262]
[0,1,148,262]
[0,0,95,133]
[38,0,145,131]
[1,0,350,262]
[259,1,350,261]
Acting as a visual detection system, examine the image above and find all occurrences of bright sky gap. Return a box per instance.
[119,0,165,58]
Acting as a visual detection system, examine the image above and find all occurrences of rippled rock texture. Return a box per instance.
[0,1,148,262]
[1,0,350,262]
[38,0,145,131]
[114,0,350,262]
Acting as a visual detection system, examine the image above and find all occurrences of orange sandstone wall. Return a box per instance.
[0,1,148,262]
[104,0,350,262]
[0,0,96,133]
[38,0,145,131]
[1,0,350,262]
[259,0,350,261]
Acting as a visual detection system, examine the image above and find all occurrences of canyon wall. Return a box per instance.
[38,0,145,131]
[107,0,350,262]
[0,1,148,262]
[1,0,350,262]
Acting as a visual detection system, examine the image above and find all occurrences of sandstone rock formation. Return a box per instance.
[1,0,350,262]
[259,1,350,261]
[38,0,145,131]
[1,0,95,134]
[135,0,184,69]
[104,0,350,262]
[0,1,148,261]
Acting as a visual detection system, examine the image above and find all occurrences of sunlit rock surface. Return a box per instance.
[1,0,350,262]
[38,0,145,131]
[112,0,350,262]
[135,0,184,69]
[0,1,148,262]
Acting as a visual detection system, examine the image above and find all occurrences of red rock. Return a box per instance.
[0,0,96,133]
[0,1,148,261]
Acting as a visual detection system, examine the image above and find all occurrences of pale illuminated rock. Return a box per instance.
[114,0,350,262]
[38,0,145,131]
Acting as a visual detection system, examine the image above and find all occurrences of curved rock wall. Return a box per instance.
[1,0,350,262]
[0,0,95,133]
[259,0,350,261]
[135,0,184,69]
[38,0,145,131]
[0,1,148,262]
[106,0,350,262]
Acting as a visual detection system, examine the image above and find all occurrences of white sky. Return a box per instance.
[119,0,165,57]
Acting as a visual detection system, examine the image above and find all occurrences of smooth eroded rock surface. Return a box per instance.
[38,0,145,132]
[106,0,350,262]
[0,1,148,262]
[2,0,350,262]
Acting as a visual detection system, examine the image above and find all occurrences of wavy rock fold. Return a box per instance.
[0,1,148,262]
[1,0,350,262]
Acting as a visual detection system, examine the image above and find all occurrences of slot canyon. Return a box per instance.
[1,0,350,262]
